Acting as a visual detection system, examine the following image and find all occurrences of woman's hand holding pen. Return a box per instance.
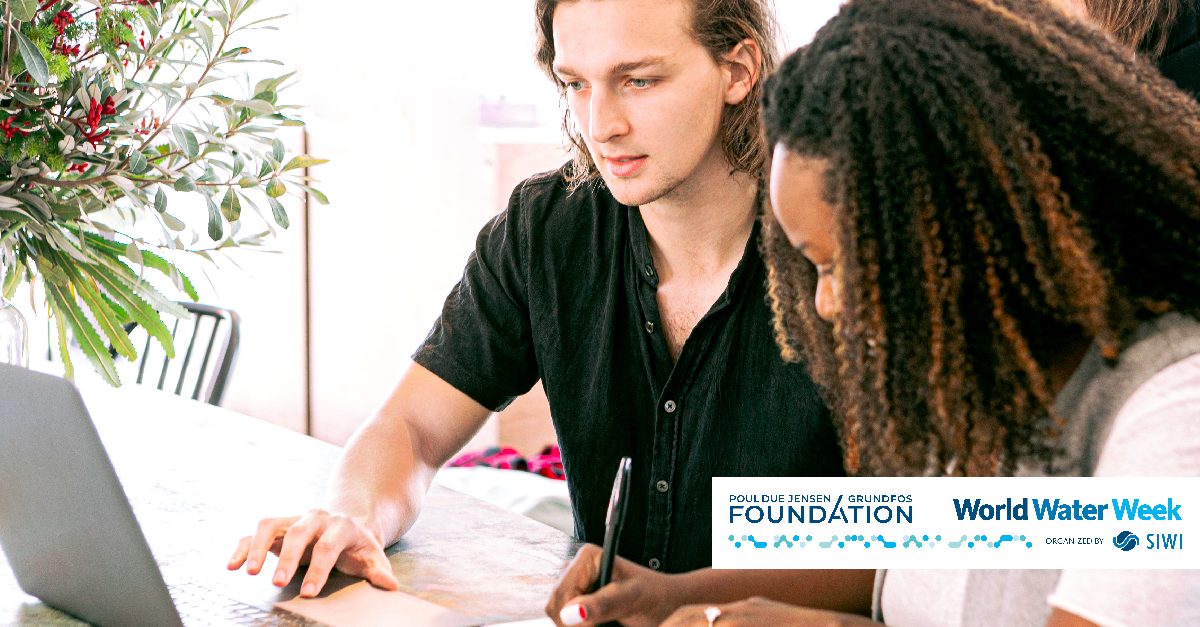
[546,543,687,627]
[661,598,882,627]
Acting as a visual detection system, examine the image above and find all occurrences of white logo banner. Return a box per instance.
[711,477,1200,569]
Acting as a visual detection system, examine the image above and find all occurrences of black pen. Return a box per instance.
[593,456,632,591]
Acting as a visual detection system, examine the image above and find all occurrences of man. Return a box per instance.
[228,0,843,599]
[1052,0,1199,98]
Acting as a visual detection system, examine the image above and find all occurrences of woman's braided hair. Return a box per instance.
[761,0,1200,476]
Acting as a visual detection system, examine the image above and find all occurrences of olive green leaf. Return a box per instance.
[220,187,241,221]
[282,155,328,172]
[207,198,223,240]
[10,0,38,22]
[13,28,50,87]
[267,196,289,229]
[45,279,121,386]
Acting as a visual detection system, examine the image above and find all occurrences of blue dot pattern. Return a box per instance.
[727,533,1033,551]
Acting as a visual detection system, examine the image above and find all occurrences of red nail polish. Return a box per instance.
[579,605,588,620]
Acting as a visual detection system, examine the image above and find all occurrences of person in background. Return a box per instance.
[551,0,1200,624]
[1055,0,1199,96]
[228,0,852,604]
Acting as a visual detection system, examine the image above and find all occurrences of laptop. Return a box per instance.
[0,364,317,626]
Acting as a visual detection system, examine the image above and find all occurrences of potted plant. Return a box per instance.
[0,0,324,385]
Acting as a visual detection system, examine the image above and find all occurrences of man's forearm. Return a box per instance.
[672,568,875,616]
[324,412,438,547]
[318,363,494,548]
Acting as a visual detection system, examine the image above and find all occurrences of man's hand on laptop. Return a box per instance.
[227,509,400,597]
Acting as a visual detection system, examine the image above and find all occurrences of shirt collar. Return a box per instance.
[627,206,763,302]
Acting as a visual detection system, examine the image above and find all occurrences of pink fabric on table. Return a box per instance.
[448,445,565,480]
[448,446,527,471]
[527,445,564,480]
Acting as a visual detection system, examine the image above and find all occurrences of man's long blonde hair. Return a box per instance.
[1083,0,1184,57]
[533,0,779,189]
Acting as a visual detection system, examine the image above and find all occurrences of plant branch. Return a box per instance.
[135,7,228,153]
[33,173,249,189]
[2,4,14,87]
[74,47,106,65]
[104,226,217,255]
[130,4,194,110]
[109,24,228,182]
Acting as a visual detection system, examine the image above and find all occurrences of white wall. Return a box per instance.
[776,0,847,53]
[293,2,565,443]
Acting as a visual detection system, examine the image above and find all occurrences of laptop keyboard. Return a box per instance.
[168,581,317,626]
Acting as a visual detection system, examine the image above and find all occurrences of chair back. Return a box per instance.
[121,302,240,406]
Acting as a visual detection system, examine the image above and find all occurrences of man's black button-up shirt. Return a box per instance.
[413,167,843,573]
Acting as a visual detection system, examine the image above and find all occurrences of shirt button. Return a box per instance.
[663,400,677,413]
[656,480,669,493]
[644,263,655,278]
[648,558,661,570]
[645,320,655,333]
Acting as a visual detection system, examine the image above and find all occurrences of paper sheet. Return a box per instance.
[274,581,474,627]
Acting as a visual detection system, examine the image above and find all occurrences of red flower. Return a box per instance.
[87,100,102,131]
[52,9,74,34]
[135,115,161,136]
[53,38,80,56]
[67,163,90,173]
[83,128,110,146]
[0,116,30,140]
[85,97,116,131]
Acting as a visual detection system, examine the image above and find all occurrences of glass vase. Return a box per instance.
[0,295,29,368]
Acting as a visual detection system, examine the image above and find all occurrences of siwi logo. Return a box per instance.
[1113,531,1140,551]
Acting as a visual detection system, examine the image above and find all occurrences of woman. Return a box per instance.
[728,0,1200,622]
[547,0,1200,625]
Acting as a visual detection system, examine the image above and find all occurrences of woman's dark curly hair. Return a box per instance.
[760,0,1200,476]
